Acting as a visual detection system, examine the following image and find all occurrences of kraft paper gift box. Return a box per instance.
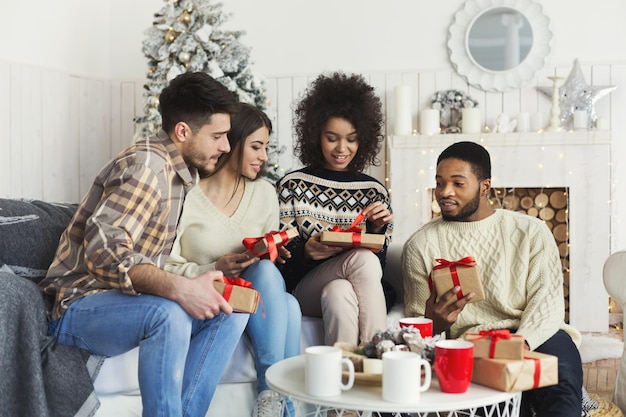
[472,351,558,392]
[465,330,525,359]
[430,257,485,306]
[242,228,299,261]
[213,279,260,314]
[319,230,385,252]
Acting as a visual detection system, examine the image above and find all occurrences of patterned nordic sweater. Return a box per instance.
[276,167,393,292]
[401,209,581,350]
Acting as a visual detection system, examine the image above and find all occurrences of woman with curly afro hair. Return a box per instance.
[276,72,394,347]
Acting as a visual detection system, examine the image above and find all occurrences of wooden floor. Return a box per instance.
[582,327,623,401]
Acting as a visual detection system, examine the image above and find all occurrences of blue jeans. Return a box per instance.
[49,290,248,417]
[520,329,583,417]
[242,259,302,392]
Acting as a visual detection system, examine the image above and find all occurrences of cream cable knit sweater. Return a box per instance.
[402,209,581,350]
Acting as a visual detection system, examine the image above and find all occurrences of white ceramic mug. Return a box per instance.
[382,351,432,404]
[305,345,355,397]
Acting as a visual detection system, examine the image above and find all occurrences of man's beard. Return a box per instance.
[441,188,481,221]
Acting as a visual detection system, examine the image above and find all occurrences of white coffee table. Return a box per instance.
[266,355,521,417]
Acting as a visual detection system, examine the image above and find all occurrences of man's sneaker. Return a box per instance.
[253,390,285,417]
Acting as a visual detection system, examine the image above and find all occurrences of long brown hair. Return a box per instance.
[205,103,272,201]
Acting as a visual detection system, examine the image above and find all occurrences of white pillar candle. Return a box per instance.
[573,110,588,130]
[596,116,609,130]
[394,85,412,135]
[530,112,544,132]
[419,109,440,135]
[516,112,530,132]
[461,108,481,134]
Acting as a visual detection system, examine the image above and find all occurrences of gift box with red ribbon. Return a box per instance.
[319,231,385,252]
[429,257,485,306]
[319,212,385,252]
[213,277,260,314]
[242,228,299,262]
[472,351,558,392]
[465,329,525,359]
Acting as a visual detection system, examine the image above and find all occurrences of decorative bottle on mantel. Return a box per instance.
[545,76,563,132]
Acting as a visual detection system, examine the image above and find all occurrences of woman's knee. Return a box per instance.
[345,249,382,276]
[244,259,285,289]
[321,279,357,307]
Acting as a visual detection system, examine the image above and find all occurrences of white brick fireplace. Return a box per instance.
[388,131,612,332]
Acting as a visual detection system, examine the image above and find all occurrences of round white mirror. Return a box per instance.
[448,0,552,92]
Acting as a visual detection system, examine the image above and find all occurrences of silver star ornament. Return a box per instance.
[537,59,617,127]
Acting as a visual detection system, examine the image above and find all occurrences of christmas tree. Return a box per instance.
[135,0,283,181]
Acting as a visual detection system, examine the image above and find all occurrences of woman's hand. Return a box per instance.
[303,233,343,261]
[362,201,393,233]
[275,246,291,264]
[215,253,259,276]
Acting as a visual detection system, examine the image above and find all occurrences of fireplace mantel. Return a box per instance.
[387,130,611,332]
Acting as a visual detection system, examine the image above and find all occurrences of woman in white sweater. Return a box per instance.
[165,103,301,417]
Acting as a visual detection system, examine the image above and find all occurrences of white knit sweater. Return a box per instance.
[164,179,279,278]
[401,209,581,349]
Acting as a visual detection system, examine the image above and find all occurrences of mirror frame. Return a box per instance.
[447,0,552,93]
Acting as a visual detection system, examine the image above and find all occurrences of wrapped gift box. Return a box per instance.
[430,257,485,306]
[472,351,558,392]
[243,228,299,259]
[319,231,385,252]
[213,280,260,314]
[465,330,525,359]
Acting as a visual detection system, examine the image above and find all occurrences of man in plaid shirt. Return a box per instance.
[39,72,248,417]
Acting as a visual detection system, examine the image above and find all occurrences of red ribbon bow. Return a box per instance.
[478,329,512,358]
[242,230,291,262]
[222,276,252,302]
[223,276,264,317]
[329,211,366,247]
[429,257,477,300]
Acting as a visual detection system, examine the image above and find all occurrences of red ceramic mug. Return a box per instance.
[434,340,474,393]
[399,317,433,338]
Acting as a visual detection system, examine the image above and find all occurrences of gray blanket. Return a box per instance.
[0,271,103,417]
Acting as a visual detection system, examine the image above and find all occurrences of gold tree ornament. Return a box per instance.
[179,10,191,24]
[164,28,176,43]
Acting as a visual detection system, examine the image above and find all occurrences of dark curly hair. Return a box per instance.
[293,72,384,174]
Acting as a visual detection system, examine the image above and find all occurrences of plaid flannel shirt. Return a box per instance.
[39,130,196,320]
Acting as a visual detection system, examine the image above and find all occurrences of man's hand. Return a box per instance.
[425,286,474,334]
[303,234,343,261]
[215,253,259,276]
[129,265,234,320]
[174,270,234,320]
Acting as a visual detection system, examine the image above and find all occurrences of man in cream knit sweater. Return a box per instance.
[402,141,582,417]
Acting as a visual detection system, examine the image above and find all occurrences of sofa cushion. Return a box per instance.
[0,199,77,283]
[382,241,404,304]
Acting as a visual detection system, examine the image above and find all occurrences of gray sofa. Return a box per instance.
[0,198,405,417]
